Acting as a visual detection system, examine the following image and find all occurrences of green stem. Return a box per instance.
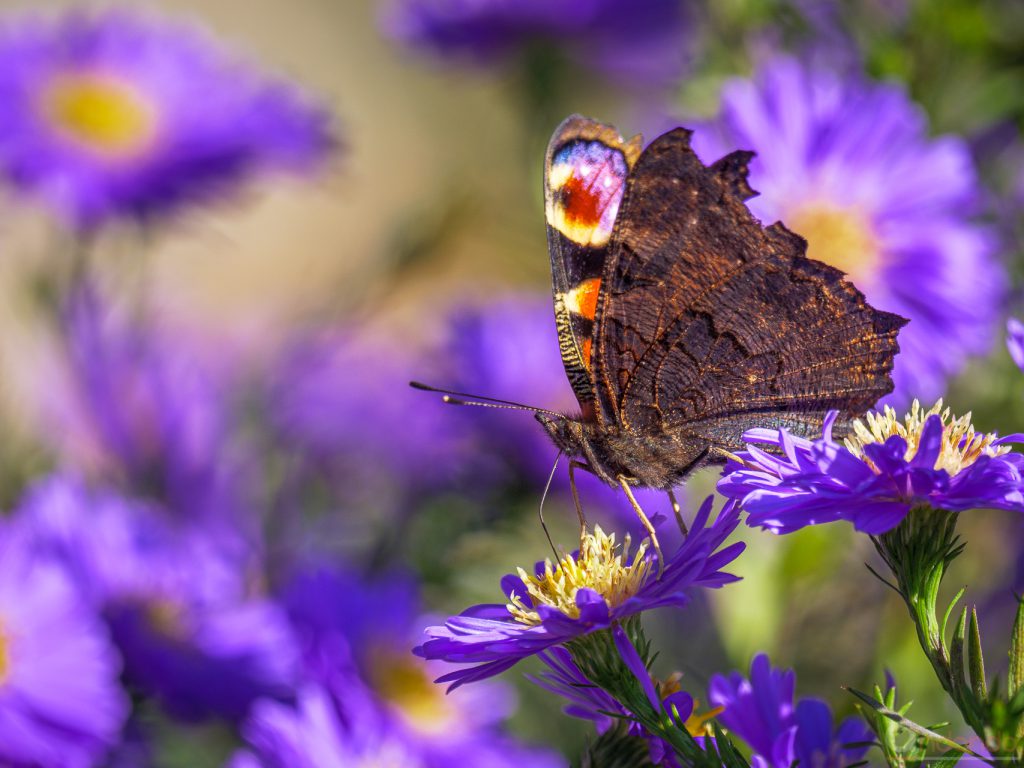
[873,506,1002,758]
[568,621,747,768]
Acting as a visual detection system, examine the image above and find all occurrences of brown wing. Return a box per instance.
[591,127,906,445]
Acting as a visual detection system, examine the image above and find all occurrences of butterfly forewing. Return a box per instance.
[591,128,906,443]
[543,115,641,418]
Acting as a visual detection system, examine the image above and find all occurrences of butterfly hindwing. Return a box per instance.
[591,127,906,442]
[544,115,641,417]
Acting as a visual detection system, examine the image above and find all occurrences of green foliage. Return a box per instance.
[569,621,749,768]
[848,682,971,768]
[578,723,658,768]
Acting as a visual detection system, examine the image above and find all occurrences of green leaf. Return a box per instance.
[844,687,984,757]
[579,722,658,768]
[941,586,966,649]
[968,606,988,701]
[1009,597,1024,699]
[929,749,967,768]
[951,606,969,697]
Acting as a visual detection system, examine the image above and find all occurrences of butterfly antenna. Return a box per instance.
[539,452,562,562]
[409,381,563,418]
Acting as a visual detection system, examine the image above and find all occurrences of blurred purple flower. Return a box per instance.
[446,294,577,485]
[693,56,1004,407]
[415,496,743,689]
[16,474,299,723]
[0,9,334,229]
[43,284,249,528]
[0,523,128,768]
[1008,318,1024,371]
[230,683,418,768]
[232,674,566,768]
[269,326,475,509]
[717,403,1024,536]
[383,0,689,86]
[709,654,870,768]
[282,565,530,758]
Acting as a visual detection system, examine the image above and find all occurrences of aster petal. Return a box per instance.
[910,415,944,469]
[1009,318,1024,371]
[664,691,695,727]
[844,501,911,534]
[612,624,660,711]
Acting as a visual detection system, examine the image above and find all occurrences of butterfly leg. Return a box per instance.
[538,452,563,562]
[567,460,591,546]
[618,476,663,576]
[667,488,687,537]
[710,446,758,471]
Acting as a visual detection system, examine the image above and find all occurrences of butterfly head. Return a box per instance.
[535,412,585,458]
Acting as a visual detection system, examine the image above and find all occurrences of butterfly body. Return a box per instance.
[538,413,710,489]
[541,115,907,493]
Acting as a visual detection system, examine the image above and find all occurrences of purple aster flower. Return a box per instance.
[269,326,471,505]
[709,654,871,768]
[0,9,334,229]
[232,676,566,768]
[0,522,128,767]
[230,683,418,768]
[16,474,300,723]
[693,56,1004,406]
[1008,317,1024,372]
[446,294,578,486]
[717,402,1024,536]
[383,0,689,86]
[41,284,249,529]
[415,496,744,689]
[281,566,523,755]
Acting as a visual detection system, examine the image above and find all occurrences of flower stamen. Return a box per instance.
[845,399,1009,475]
[507,527,652,626]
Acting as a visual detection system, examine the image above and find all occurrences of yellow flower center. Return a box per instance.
[656,673,723,736]
[145,598,189,640]
[787,202,880,287]
[507,526,652,626]
[0,622,9,684]
[41,73,157,157]
[845,399,1009,475]
[369,653,455,735]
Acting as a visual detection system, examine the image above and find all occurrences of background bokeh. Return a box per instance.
[0,0,1022,765]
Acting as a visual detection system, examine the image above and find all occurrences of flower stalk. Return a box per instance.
[567,619,747,768]
[873,506,989,735]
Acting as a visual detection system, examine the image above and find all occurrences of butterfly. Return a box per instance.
[415,115,906,556]
[533,115,906,547]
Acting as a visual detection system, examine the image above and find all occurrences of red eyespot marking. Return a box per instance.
[560,174,602,227]
[581,337,593,367]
